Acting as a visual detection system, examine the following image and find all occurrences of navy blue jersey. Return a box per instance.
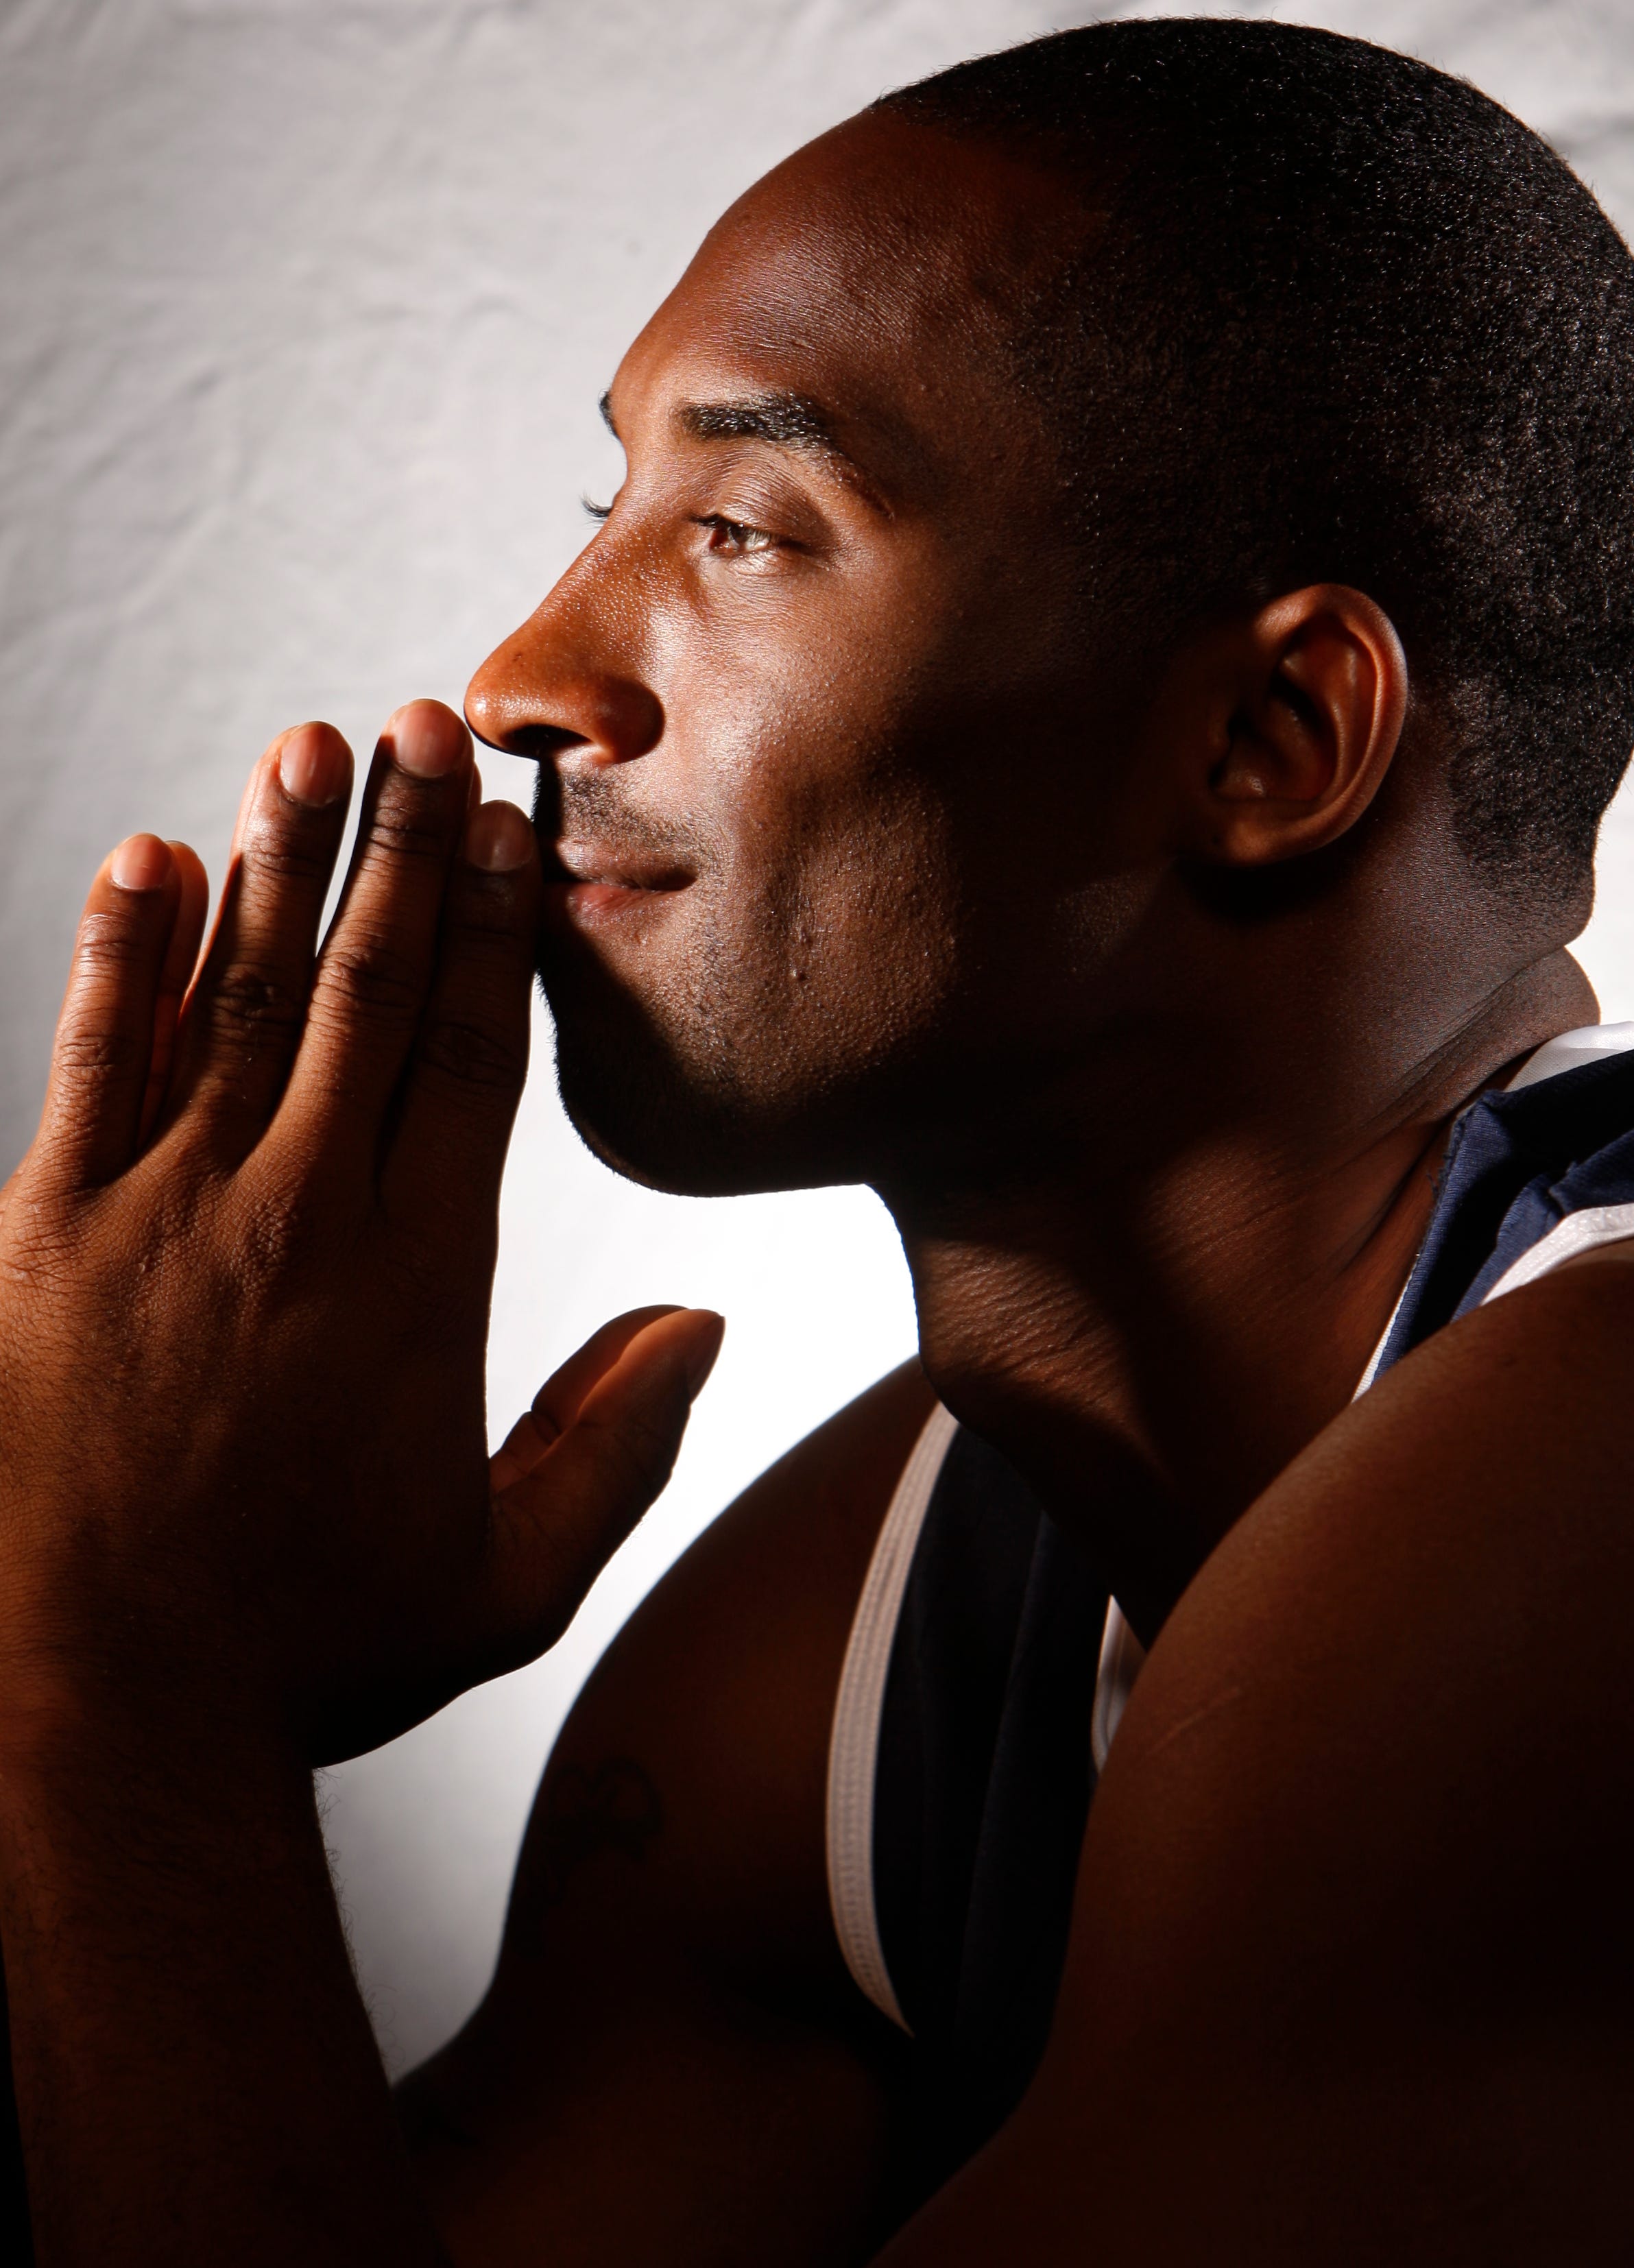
[825,1025,1634,2210]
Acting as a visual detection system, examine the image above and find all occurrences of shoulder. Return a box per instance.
[401,1366,939,2261]
[900,1255,1634,2263]
[1150,1231,1634,1838]
[485,1356,933,2018]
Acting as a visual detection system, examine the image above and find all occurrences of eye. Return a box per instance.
[582,496,612,523]
[697,514,780,557]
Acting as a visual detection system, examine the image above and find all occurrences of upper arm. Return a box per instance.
[877,1255,1634,2267]
[402,1358,934,2266]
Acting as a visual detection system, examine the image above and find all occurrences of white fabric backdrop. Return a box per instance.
[5,0,1633,2073]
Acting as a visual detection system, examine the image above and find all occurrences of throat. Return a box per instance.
[880,1030,1550,1641]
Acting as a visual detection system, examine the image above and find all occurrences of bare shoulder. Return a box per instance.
[401,1360,935,2265]
[1094,1237,1634,1892]
[503,1352,937,1995]
[887,1259,1634,2266]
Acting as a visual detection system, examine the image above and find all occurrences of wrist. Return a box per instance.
[0,1658,426,2265]
[0,1657,309,1845]
[0,1546,292,1778]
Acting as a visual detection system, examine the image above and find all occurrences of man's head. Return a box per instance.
[467,21,1634,1198]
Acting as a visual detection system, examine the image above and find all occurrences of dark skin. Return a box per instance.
[0,100,1627,2266]
[398,1360,935,2265]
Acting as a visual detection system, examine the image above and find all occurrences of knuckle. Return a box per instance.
[74,908,156,979]
[237,822,335,891]
[416,1011,525,1095]
[53,1023,146,1081]
[363,801,449,865]
[316,935,423,1027]
[235,1177,329,1276]
[204,965,306,1047]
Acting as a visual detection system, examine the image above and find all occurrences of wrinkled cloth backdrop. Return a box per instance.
[3,0,1631,2071]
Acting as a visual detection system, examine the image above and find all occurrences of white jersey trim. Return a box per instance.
[1479,1199,1634,1305]
[1502,1019,1634,1092]
[825,1402,957,2034]
[826,1404,1149,2027]
[1090,1600,1146,1776]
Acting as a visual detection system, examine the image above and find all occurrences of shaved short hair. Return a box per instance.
[880,21,1634,900]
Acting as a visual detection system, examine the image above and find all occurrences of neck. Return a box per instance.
[878,947,1594,1643]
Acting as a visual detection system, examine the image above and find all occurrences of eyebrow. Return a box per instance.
[678,389,838,450]
[599,386,885,507]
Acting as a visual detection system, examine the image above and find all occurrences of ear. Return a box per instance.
[1168,585,1408,867]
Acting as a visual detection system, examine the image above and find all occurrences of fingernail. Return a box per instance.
[388,702,468,780]
[465,800,533,872]
[682,1312,726,1397]
[110,834,171,893]
[278,723,350,808]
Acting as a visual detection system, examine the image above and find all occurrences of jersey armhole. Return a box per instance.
[824,1404,1147,2030]
[824,1401,958,2034]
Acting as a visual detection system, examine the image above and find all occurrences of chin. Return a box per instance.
[551,1026,805,1198]
[542,966,799,1197]
[536,918,937,1196]
[545,966,889,1198]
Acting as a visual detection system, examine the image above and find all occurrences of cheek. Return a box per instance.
[702,749,965,1074]
[634,564,986,1056]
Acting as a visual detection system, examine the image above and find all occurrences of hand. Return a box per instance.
[0,701,722,1765]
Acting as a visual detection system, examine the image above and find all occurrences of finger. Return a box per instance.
[281,701,474,1168]
[32,834,182,1193]
[162,723,353,1156]
[488,1305,687,1491]
[379,799,540,1240]
[136,841,208,1146]
[483,1308,726,1655]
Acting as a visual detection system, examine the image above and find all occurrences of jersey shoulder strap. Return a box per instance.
[1375,1024,1634,1380]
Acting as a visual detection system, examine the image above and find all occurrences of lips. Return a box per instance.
[543,839,693,927]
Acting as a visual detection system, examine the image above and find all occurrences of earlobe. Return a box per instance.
[1188,586,1408,867]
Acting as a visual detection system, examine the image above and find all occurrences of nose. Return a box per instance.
[465,572,664,769]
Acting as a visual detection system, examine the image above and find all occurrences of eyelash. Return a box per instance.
[580,499,782,557]
[695,515,778,556]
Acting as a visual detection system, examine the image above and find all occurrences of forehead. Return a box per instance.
[608,112,1081,498]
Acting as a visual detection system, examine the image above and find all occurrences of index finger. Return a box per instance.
[379,799,540,1248]
[278,700,474,1170]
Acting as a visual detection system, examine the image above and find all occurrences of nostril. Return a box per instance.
[464,668,662,764]
[504,723,593,764]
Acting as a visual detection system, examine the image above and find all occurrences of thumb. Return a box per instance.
[481,1305,725,1661]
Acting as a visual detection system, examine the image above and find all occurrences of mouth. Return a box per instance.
[542,838,694,928]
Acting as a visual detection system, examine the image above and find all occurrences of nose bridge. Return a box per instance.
[465,527,664,763]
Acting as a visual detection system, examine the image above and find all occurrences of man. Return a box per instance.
[0,16,1631,2262]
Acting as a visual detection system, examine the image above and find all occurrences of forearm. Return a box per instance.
[0,1704,443,2265]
